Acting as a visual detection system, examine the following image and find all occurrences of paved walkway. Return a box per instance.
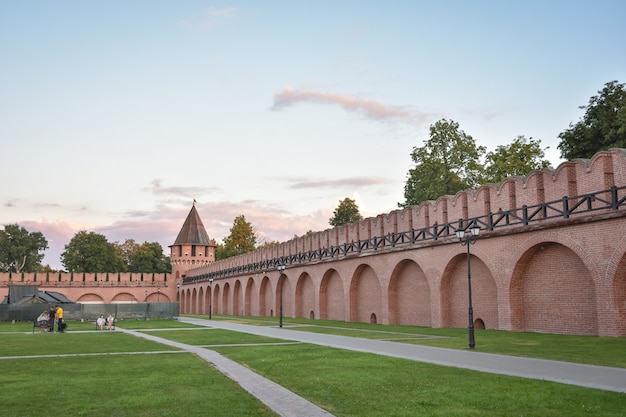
[119,318,626,417]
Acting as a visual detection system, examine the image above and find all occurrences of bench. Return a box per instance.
[33,319,54,333]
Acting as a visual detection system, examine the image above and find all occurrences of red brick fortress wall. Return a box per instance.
[181,149,626,337]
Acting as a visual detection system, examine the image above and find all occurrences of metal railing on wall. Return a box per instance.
[184,185,626,284]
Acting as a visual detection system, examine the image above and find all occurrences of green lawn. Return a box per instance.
[1,317,625,417]
[1,354,276,417]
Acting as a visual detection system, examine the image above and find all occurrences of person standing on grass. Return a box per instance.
[55,305,64,333]
[48,307,56,333]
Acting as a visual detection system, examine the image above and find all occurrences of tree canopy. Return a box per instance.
[401,119,485,207]
[0,224,48,272]
[483,136,551,184]
[114,239,170,273]
[400,120,555,207]
[61,231,125,273]
[329,198,364,226]
[558,80,626,160]
[216,215,257,260]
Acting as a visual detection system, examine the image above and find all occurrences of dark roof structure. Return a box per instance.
[1,286,74,305]
[171,203,212,246]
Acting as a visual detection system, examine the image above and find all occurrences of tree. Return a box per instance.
[401,119,486,207]
[0,224,48,272]
[483,136,552,183]
[114,239,170,273]
[257,240,280,249]
[217,215,257,260]
[329,198,364,226]
[558,80,626,160]
[130,242,170,273]
[61,231,125,272]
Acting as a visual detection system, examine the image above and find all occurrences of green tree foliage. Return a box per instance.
[257,240,280,249]
[115,239,170,273]
[61,231,125,272]
[329,198,364,226]
[401,119,486,207]
[0,224,48,272]
[217,215,257,260]
[483,136,552,183]
[558,80,626,160]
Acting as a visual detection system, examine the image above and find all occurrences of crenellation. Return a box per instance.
[473,186,491,220]
[396,208,412,234]
[357,218,371,243]
[430,197,448,226]
[447,192,466,227]
[411,203,430,230]
[0,272,169,287]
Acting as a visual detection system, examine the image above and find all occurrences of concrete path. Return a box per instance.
[176,317,626,394]
[117,327,336,417]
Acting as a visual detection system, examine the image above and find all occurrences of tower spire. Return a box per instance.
[170,203,215,280]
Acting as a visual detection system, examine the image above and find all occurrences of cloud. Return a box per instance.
[284,176,393,189]
[149,179,220,199]
[182,7,239,30]
[20,220,78,270]
[16,197,332,271]
[272,87,433,123]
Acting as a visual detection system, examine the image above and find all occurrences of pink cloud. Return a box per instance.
[20,220,77,270]
[16,199,331,270]
[272,87,435,123]
[284,176,393,189]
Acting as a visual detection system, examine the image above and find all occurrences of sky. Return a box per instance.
[1,1,625,270]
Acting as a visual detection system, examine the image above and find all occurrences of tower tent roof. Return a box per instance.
[171,204,212,246]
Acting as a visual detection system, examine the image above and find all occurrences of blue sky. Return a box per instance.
[1,1,625,269]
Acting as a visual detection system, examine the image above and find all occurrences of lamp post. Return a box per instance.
[209,277,214,320]
[157,287,160,303]
[177,284,181,314]
[455,221,480,349]
[277,264,285,328]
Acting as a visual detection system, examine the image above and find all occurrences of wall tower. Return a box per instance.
[169,202,215,283]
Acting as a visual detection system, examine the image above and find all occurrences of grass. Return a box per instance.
[2,317,625,416]
[1,354,276,417]
[143,328,294,346]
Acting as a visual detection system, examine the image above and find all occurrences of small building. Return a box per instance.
[1,285,73,305]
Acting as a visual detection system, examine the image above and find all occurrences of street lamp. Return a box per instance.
[277,264,285,328]
[209,277,214,320]
[157,287,160,303]
[455,221,480,349]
